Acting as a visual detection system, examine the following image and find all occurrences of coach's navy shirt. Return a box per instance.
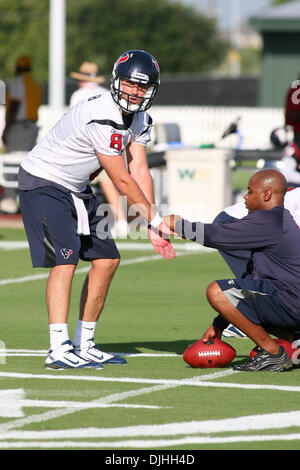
[175,206,300,314]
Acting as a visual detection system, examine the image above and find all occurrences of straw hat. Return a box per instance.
[70,62,105,83]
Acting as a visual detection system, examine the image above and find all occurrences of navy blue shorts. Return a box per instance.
[217,278,300,331]
[19,186,120,268]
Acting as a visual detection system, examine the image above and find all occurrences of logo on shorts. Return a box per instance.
[61,248,73,260]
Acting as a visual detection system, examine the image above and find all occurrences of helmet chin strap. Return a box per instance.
[119,96,141,112]
[117,81,146,112]
[111,76,156,113]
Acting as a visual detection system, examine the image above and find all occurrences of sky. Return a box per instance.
[177,0,272,30]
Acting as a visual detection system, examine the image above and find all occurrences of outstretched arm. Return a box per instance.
[127,142,176,259]
[98,146,176,259]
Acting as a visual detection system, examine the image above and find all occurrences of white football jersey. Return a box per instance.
[69,84,109,107]
[224,187,300,227]
[21,92,152,192]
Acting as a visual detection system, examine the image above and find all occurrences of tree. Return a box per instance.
[272,0,291,5]
[66,0,229,75]
[0,0,48,81]
[0,0,228,82]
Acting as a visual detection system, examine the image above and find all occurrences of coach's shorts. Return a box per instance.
[19,186,120,268]
[217,278,300,331]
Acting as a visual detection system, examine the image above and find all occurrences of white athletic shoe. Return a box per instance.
[75,339,127,365]
[45,340,103,370]
[222,324,247,338]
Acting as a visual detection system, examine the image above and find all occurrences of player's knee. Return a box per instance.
[106,258,120,279]
[93,257,120,274]
[110,257,120,273]
[50,264,77,276]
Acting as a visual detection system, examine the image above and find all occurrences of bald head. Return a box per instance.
[251,169,287,197]
[245,169,287,213]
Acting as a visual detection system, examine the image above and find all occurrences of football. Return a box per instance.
[183,338,236,368]
[249,338,299,361]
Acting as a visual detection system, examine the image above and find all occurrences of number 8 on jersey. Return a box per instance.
[110,133,122,152]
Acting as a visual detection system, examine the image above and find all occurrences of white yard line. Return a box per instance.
[0,241,29,250]
[0,370,233,431]
[1,364,300,447]
[0,385,172,431]
[0,353,180,357]
[0,350,180,358]
[1,370,300,393]
[0,255,160,286]
[0,433,300,449]
[1,410,300,440]
[0,240,213,252]
[11,400,164,410]
[1,241,298,448]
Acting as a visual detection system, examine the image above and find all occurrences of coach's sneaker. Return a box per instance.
[45,340,103,370]
[75,339,127,365]
[223,324,247,338]
[233,346,293,372]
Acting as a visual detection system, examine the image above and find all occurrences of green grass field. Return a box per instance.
[1,227,300,451]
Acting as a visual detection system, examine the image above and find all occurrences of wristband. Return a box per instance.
[149,212,163,228]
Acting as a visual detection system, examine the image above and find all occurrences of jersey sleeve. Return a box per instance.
[176,210,282,251]
[134,114,152,146]
[203,211,282,251]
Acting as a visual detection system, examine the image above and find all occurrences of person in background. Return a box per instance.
[215,185,300,338]
[1,55,42,214]
[70,62,128,238]
[69,61,107,107]
[268,126,300,189]
[285,76,300,148]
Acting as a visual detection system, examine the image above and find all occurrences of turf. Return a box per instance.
[0,227,300,451]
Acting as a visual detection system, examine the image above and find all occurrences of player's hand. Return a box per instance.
[201,325,222,343]
[148,224,176,260]
[162,214,182,234]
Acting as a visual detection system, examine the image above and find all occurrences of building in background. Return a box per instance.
[251,0,300,108]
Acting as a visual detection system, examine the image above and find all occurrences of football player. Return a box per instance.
[18,50,175,370]
[164,170,300,372]
[216,186,300,338]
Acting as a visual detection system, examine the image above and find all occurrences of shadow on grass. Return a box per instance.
[96,339,198,356]
[96,341,249,370]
